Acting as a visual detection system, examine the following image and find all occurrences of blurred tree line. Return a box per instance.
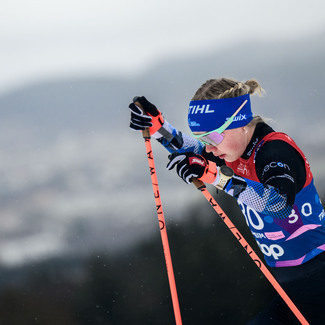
[0,190,310,324]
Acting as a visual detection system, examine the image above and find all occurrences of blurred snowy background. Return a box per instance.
[1,0,325,268]
[1,1,325,323]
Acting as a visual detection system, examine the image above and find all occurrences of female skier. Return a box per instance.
[129,78,325,324]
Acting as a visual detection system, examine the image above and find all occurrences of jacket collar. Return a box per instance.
[241,122,274,160]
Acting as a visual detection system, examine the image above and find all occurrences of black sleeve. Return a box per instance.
[254,140,306,205]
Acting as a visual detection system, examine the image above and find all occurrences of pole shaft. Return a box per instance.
[134,97,182,324]
[194,179,309,325]
[143,136,182,325]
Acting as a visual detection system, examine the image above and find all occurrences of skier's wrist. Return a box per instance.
[152,119,171,139]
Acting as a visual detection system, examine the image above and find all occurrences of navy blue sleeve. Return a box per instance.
[254,140,306,205]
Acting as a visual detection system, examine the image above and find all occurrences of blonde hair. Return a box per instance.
[192,77,263,100]
[192,77,267,125]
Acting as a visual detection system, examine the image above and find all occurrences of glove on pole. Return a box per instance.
[192,178,309,325]
[133,97,182,325]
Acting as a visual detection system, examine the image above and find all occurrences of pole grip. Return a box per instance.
[191,178,206,190]
[133,97,151,139]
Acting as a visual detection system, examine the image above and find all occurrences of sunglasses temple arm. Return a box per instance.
[217,99,248,132]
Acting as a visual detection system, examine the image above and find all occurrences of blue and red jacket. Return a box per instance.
[226,131,325,267]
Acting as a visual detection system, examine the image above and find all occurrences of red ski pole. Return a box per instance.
[134,99,182,325]
[192,178,309,325]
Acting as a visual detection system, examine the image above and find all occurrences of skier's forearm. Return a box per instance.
[153,120,205,155]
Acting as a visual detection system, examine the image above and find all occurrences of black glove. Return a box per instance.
[166,152,207,184]
[129,96,164,134]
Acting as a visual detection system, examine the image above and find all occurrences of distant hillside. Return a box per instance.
[1,31,325,134]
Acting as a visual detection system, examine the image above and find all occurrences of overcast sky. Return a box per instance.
[1,0,325,94]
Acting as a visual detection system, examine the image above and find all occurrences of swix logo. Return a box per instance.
[189,157,205,166]
[226,114,247,122]
[188,105,214,114]
[246,137,259,157]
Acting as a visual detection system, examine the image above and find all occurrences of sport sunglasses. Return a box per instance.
[191,99,248,146]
